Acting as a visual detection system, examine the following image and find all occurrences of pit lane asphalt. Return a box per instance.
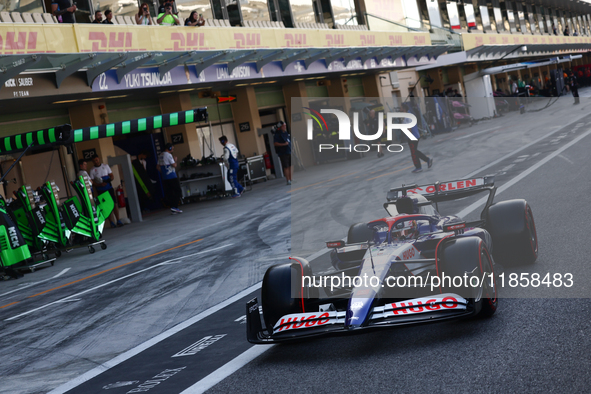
[208,98,591,393]
[2,96,591,393]
[0,180,291,394]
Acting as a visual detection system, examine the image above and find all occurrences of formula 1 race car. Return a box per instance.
[246,176,538,343]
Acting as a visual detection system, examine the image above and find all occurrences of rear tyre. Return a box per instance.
[261,259,316,333]
[347,223,372,244]
[486,199,538,267]
[440,237,497,317]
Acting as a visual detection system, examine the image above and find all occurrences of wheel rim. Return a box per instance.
[526,205,538,256]
[481,249,497,304]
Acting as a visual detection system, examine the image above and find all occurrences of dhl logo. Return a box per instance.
[501,36,509,44]
[88,32,133,51]
[489,36,497,44]
[389,35,403,45]
[233,32,263,48]
[513,36,520,44]
[475,36,483,46]
[167,32,207,50]
[325,33,345,47]
[360,34,375,46]
[413,35,426,45]
[0,32,37,53]
[284,33,307,47]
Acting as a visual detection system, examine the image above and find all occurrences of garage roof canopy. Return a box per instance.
[0,46,451,90]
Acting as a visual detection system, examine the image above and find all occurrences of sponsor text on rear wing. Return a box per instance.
[384,176,497,220]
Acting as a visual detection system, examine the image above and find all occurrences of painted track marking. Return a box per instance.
[454,126,501,141]
[47,281,264,394]
[0,268,71,299]
[180,346,272,394]
[4,243,235,321]
[457,128,591,218]
[464,125,567,178]
[0,239,203,310]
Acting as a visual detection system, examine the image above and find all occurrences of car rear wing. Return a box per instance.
[384,176,497,220]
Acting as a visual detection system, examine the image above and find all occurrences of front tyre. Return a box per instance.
[440,237,498,318]
[261,258,317,333]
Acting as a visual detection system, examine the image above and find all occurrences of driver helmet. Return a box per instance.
[407,192,429,214]
[392,220,419,241]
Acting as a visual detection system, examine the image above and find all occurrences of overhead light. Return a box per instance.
[159,90,177,94]
[104,95,129,99]
[263,80,277,84]
[196,87,212,90]
[52,99,78,104]
[81,97,102,101]
[177,88,196,92]
[235,83,249,86]
[294,78,305,81]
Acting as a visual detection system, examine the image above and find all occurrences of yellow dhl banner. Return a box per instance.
[0,24,78,54]
[0,23,432,55]
[463,32,591,51]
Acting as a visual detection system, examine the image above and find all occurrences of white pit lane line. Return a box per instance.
[457,128,591,218]
[0,268,71,299]
[180,346,271,394]
[5,244,231,322]
[463,125,565,178]
[453,126,501,141]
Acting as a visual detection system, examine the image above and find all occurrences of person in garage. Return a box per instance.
[219,136,244,198]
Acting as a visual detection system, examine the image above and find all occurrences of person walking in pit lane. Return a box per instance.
[568,70,580,105]
[273,121,292,185]
[402,103,433,173]
[157,143,183,214]
[219,136,244,198]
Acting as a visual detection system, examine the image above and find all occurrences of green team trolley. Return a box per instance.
[11,185,49,253]
[37,181,71,249]
[61,176,113,253]
[0,195,55,277]
[9,185,60,266]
